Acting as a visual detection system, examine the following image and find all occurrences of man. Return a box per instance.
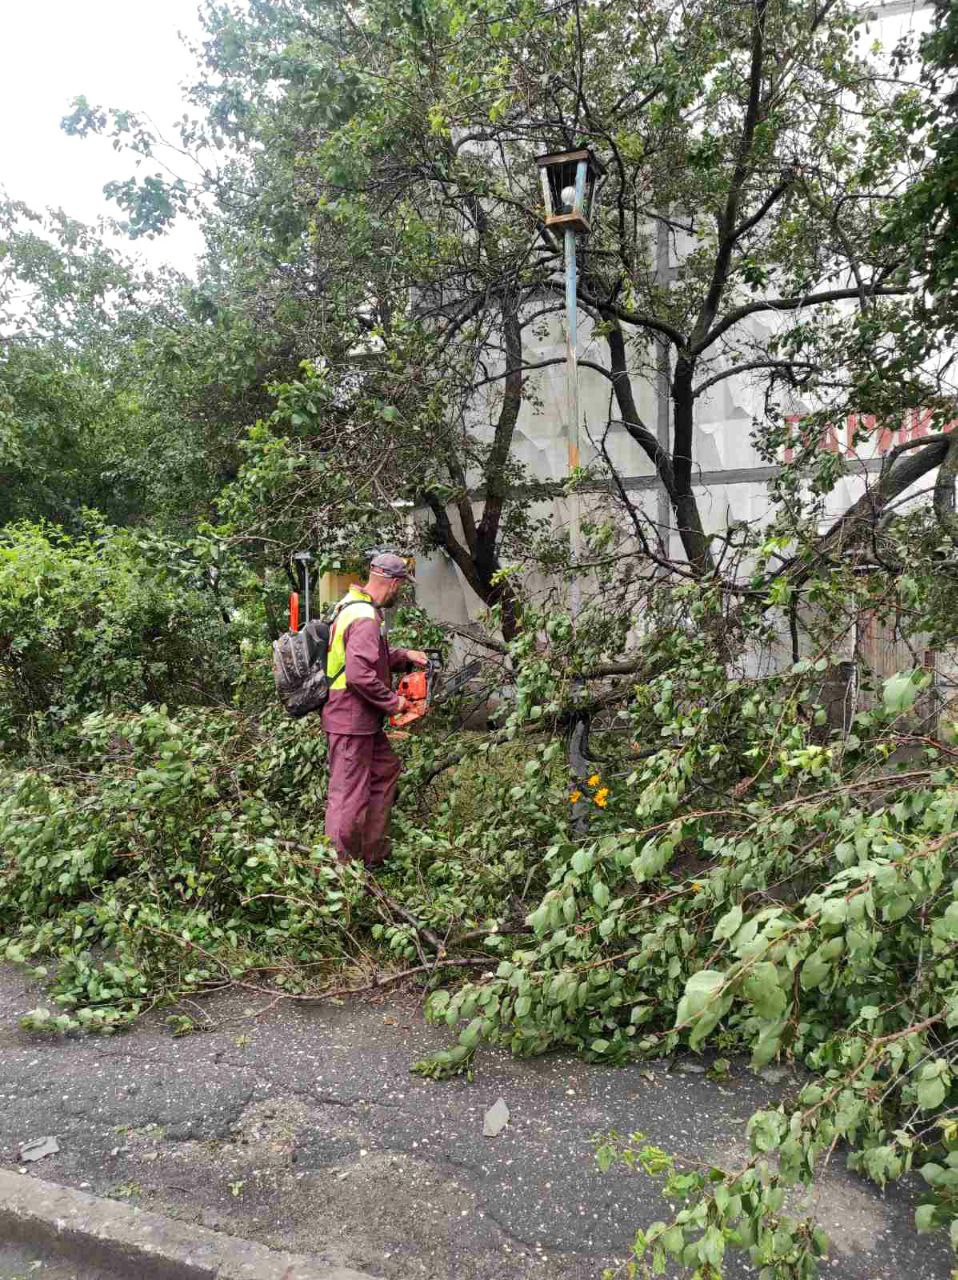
[321,552,427,867]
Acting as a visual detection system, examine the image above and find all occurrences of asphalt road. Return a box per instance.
[0,965,951,1279]
[0,1240,130,1279]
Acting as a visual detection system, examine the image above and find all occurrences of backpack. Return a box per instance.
[271,600,367,719]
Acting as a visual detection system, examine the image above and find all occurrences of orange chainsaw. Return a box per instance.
[390,650,443,728]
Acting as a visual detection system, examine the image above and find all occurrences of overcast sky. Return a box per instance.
[0,0,933,283]
[0,0,208,274]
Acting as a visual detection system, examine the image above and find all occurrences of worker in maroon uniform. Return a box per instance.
[321,553,427,866]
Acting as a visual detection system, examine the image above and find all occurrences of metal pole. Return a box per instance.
[564,223,591,835]
[565,226,581,618]
[655,219,672,549]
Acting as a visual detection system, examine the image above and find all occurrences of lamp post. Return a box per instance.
[536,148,605,831]
[535,150,605,602]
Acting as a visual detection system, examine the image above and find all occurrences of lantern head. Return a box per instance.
[535,148,606,235]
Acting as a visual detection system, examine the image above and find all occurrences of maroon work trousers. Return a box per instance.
[324,730,402,866]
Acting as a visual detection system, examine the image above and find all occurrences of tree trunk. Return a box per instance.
[604,319,714,575]
[670,356,714,574]
[422,491,521,638]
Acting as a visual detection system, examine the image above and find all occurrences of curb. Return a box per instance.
[0,1168,376,1280]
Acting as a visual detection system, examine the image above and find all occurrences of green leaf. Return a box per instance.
[920,1162,946,1186]
[882,671,919,715]
[748,1109,786,1153]
[800,949,832,990]
[915,1203,936,1232]
[937,901,958,939]
[676,970,727,1045]
[713,904,743,942]
[661,1224,684,1254]
[427,990,450,1016]
[917,1075,947,1110]
[676,969,725,1026]
[571,848,593,875]
[750,1022,785,1069]
[743,962,787,1019]
[883,895,912,923]
[459,1017,484,1048]
[689,1004,725,1051]
[700,1225,724,1268]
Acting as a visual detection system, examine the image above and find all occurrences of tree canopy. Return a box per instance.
[66,0,956,596]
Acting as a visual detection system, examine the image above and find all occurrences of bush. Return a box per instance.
[0,520,238,750]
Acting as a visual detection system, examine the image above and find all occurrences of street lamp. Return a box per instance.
[536,148,605,834]
[536,148,605,236]
[535,148,605,609]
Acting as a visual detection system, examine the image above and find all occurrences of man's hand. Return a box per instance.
[406,649,429,668]
[394,694,411,714]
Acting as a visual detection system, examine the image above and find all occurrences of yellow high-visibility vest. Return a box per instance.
[326,589,381,690]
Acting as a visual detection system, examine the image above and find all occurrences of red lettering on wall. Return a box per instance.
[878,417,898,454]
[846,413,858,453]
[783,413,802,463]
[910,408,933,440]
[780,410,949,463]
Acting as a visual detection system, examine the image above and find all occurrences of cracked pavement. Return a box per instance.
[0,966,951,1279]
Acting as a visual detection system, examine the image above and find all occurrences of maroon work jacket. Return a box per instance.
[321,593,411,735]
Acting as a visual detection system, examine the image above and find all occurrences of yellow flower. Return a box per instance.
[569,789,582,804]
[691,881,704,893]
[587,773,601,787]
[594,787,609,807]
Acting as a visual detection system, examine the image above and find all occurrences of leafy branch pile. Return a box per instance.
[0,625,563,1030]
[2,530,957,1274]
[414,583,958,1274]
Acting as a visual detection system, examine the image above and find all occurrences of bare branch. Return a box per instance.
[691,0,771,350]
[799,436,950,576]
[693,358,820,399]
[697,286,911,356]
